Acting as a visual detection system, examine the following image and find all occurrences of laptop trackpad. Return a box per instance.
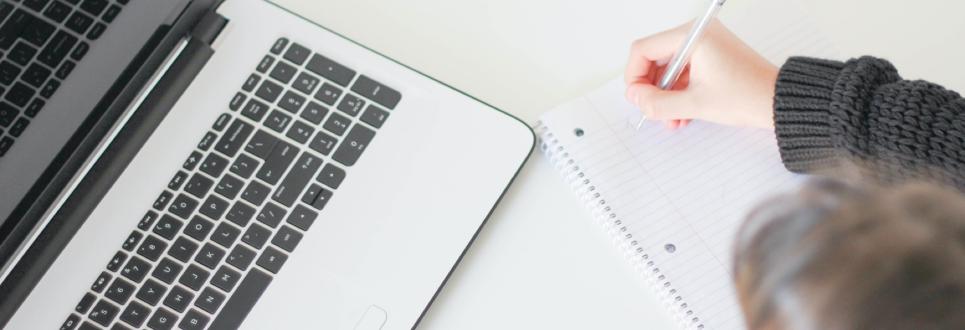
[353,305,388,330]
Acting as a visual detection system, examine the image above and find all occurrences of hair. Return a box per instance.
[733,177,965,330]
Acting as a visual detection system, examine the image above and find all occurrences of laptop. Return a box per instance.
[0,0,534,329]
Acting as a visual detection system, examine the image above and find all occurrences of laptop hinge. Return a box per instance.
[191,10,228,45]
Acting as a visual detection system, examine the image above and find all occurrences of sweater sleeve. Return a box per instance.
[773,56,965,184]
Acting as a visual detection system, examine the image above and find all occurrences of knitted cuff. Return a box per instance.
[773,57,846,173]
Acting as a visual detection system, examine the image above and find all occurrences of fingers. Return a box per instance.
[626,83,701,121]
[624,22,692,86]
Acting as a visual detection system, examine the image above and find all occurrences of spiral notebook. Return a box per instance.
[535,2,839,329]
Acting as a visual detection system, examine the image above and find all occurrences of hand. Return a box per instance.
[625,20,778,129]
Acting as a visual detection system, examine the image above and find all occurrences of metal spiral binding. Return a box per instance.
[535,121,704,330]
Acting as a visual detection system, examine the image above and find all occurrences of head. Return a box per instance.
[734,179,965,330]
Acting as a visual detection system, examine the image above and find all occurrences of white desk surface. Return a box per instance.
[273,1,965,329]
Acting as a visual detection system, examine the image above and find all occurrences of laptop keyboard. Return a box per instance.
[0,0,127,157]
[60,38,401,330]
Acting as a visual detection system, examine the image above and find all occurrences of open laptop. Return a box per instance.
[0,0,534,329]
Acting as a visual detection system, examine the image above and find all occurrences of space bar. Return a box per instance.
[209,268,273,330]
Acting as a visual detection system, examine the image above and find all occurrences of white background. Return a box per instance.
[273,0,965,328]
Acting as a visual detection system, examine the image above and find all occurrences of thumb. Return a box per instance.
[626,83,701,121]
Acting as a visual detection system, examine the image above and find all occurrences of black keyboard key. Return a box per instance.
[56,59,75,78]
[183,173,213,199]
[167,194,198,220]
[287,204,317,231]
[212,113,231,131]
[104,277,136,305]
[301,184,321,205]
[119,301,150,328]
[283,42,310,65]
[71,41,89,61]
[256,141,297,185]
[300,101,328,124]
[278,90,305,113]
[352,75,402,109]
[135,279,166,305]
[137,235,167,261]
[255,79,282,103]
[43,1,70,22]
[199,152,229,177]
[322,111,350,136]
[22,14,55,46]
[102,4,120,22]
[183,151,202,171]
[336,93,364,117]
[333,124,375,166]
[195,242,226,270]
[241,98,269,122]
[226,243,257,270]
[121,256,150,283]
[9,42,37,66]
[167,171,188,190]
[76,292,96,313]
[245,130,278,159]
[146,307,177,330]
[184,216,214,241]
[292,72,319,95]
[5,82,33,107]
[314,82,341,105]
[225,201,255,227]
[0,61,21,85]
[257,246,287,274]
[196,131,217,151]
[228,92,246,111]
[168,236,198,262]
[209,268,272,330]
[211,266,241,292]
[270,37,288,54]
[241,180,271,205]
[0,136,12,156]
[195,287,226,313]
[179,263,210,290]
[214,174,244,199]
[264,109,291,133]
[90,272,111,293]
[214,118,253,158]
[199,194,229,220]
[310,186,333,211]
[241,223,271,250]
[25,97,45,116]
[286,120,314,144]
[179,309,209,330]
[38,30,77,67]
[79,0,108,16]
[317,163,345,189]
[241,73,259,92]
[210,222,240,249]
[151,258,182,284]
[360,105,389,128]
[0,10,30,49]
[255,55,273,73]
[272,226,303,252]
[23,0,50,12]
[60,314,81,330]
[306,53,355,86]
[162,285,193,312]
[9,117,29,137]
[152,214,183,240]
[87,300,119,327]
[272,152,322,207]
[0,102,16,126]
[121,230,142,251]
[268,60,295,84]
[256,202,286,228]
[0,3,12,23]
[106,251,127,272]
[308,130,337,156]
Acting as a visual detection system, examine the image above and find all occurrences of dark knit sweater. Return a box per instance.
[774,56,965,186]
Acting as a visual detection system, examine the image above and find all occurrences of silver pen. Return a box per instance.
[635,0,726,130]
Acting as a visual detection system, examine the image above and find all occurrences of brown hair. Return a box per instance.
[733,179,965,329]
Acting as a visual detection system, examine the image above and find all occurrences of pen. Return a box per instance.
[635,0,726,130]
